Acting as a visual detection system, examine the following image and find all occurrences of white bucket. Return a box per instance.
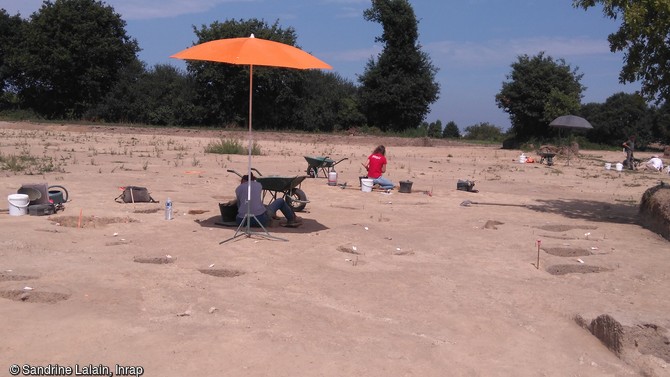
[361,178,374,193]
[519,154,527,163]
[615,163,623,172]
[604,163,611,170]
[8,194,30,216]
[327,171,337,186]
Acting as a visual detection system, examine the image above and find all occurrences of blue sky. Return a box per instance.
[1,0,640,130]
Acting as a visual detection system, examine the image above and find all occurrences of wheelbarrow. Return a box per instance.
[228,168,309,212]
[539,152,556,166]
[304,156,348,178]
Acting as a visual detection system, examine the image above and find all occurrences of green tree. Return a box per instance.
[650,102,670,145]
[86,59,145,123]
[442,121,461,138]
[299,71,365,132]
[90,63,202,126]
[579,92,653,147]
[11,0,140,118]
[0,9,26,110]
[359,0,440,132]
[495,52,584,140]
[463,122,505,142]
[426,120,442,138]
[187,19,305,129]
[574,0,670,103]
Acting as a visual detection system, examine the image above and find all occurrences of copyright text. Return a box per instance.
[8,364,144,377]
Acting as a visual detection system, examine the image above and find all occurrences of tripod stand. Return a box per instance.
[220,181,287,244]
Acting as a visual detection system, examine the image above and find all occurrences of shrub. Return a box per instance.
[204,138,261,155]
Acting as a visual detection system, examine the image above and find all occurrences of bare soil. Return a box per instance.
[1,121,670,376]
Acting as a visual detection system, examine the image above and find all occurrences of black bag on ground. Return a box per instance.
[115,186,158,203]
[457,180,476,192]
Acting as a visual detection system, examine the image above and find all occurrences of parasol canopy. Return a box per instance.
[170,35,332,70]
[549,115,593,130]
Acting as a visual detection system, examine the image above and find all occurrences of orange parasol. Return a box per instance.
[170,35,332,70]
[171,34,331,241]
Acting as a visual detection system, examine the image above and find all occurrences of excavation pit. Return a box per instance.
[0,289,70,304]
[198,269,244,278]
[546,264,611,275]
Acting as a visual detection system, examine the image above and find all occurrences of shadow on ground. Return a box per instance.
[195,215,329,234]
[526,199,638,225]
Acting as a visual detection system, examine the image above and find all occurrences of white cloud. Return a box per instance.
[320,0,368,3]
[321,45,382,63]
[335,6,364,19]
[0,0,255,20]
[427,36,611,67]
[114,0,258,20]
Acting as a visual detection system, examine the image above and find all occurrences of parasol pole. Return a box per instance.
[245,64,253,234]
[220,63,286,244]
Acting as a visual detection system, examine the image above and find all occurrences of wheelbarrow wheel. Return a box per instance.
[286,188,307,212]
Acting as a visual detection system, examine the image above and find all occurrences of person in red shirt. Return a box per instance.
[362,145,394,190]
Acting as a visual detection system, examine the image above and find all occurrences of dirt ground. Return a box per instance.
[1,121,669,376]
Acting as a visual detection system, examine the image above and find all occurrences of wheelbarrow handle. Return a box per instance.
[227,169,242,178]
[227,168,263,178]
[335,157,349,164]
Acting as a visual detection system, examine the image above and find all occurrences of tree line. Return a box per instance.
[0,0,438,133]
[1,0,670,148]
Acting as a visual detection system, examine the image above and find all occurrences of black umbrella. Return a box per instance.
[549,115,593,165]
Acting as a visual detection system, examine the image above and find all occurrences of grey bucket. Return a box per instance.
[399,180,413,193]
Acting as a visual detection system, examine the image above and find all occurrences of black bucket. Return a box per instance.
[219,203,238,222]
[399,180,413,193]
[48,185,69,204]
[48,190,64,204]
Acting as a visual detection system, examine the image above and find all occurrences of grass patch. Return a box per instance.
[0,152,63,174]
[204,138,261,155]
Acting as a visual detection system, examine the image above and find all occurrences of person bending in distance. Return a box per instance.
[622,135,636,170]
[235,174,302,227]
[641,155,664,172]
[362,145,394,190]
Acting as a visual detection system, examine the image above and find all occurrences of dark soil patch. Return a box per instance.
[543,247,591,257]
[50,215,137,228]
[187,209,209,215]
[484,220,504,229]
[0,289,70,303]
[198,269,244,278]
[546,264,611,275]
[331,205,359,210]
[34,228,61,233]
[105,241,130,246]
[337,246,360,255]
[133,208,161,214]
[536,224,598,232]
[133,256,174,264]
[538,234,576,240]
[0,273,38,281]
